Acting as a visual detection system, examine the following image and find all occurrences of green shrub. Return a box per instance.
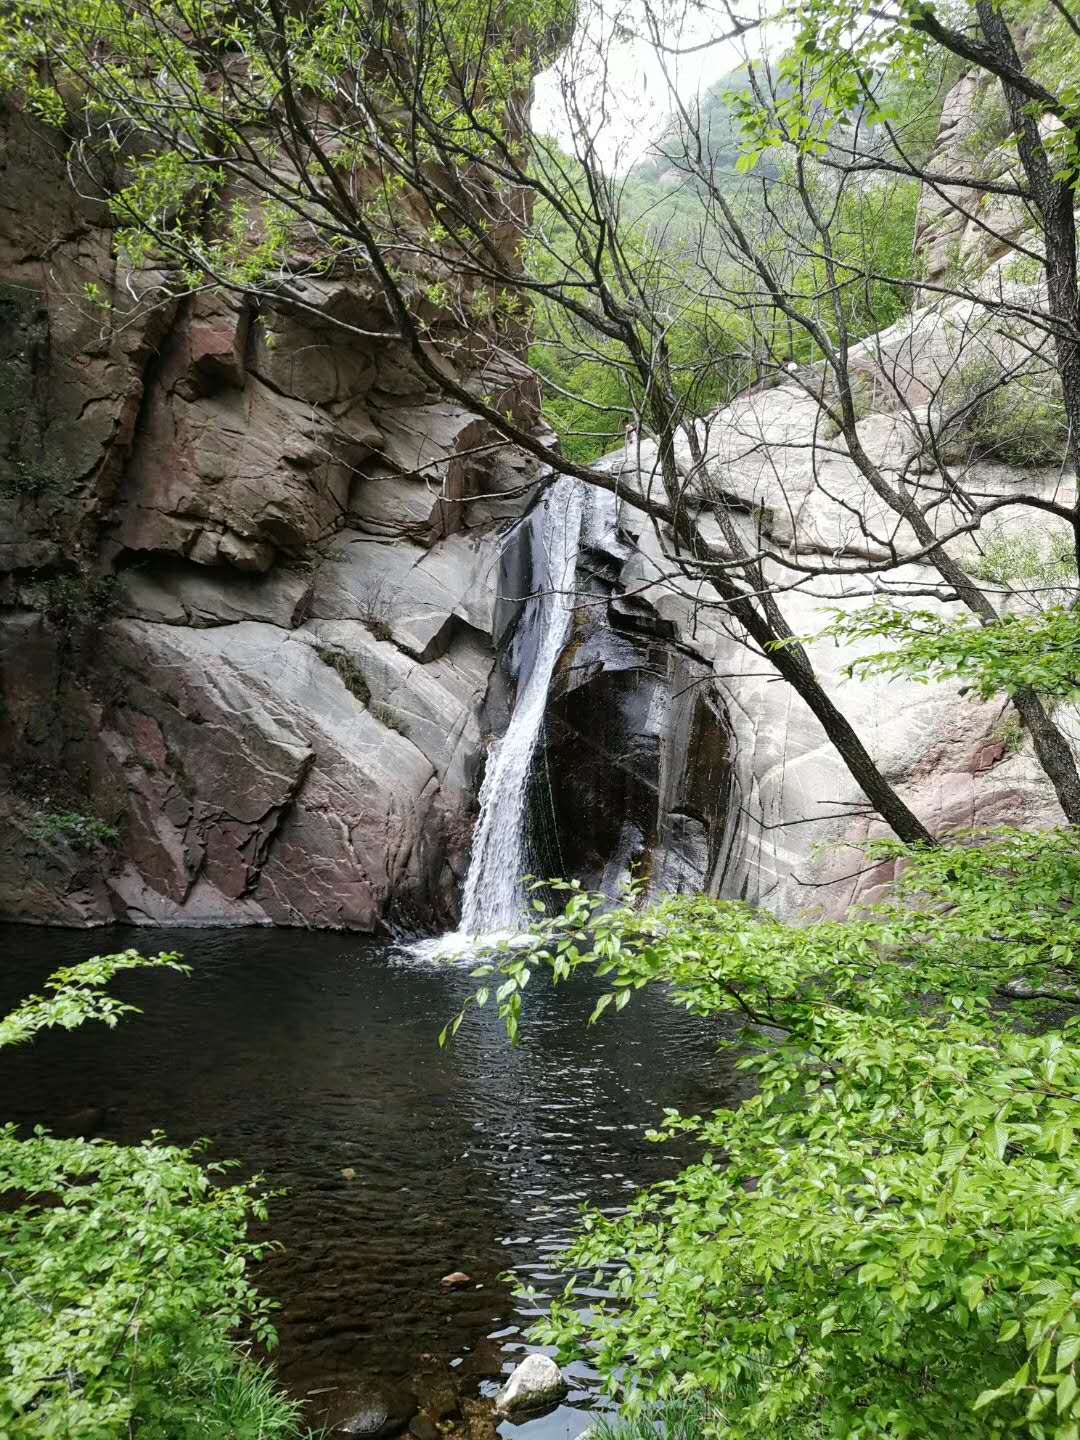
[372,702,405,734]
[0,457,65,501]
[29,810,119,851]
[816,372,876,439]
[317,647,371,706]
[969,529,1077,588]
[994,708,1025,755]
[0,951,308,1439]
[38,572,118,634]
[937,356,1070,467]
[354,576,396,643]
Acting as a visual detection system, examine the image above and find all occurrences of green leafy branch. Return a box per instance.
[0,949,189,1050]
[799,602,1080,700]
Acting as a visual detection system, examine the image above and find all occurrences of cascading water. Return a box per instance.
[459,476,584,935]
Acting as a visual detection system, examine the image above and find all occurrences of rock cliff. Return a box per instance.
[0,93,733,930]
[2,61,1067,932]
[611,63,1077,918]
[0,98,549,929]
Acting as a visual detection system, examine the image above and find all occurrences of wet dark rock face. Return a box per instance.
[496,491,737,902]
[543,613,735,900]
[543,663,666,888]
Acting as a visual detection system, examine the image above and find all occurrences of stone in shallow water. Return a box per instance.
[325,1380,417,1438]
[412,1355,461,1421]
[494,1355,568,1416]
[458,1337,504,1380]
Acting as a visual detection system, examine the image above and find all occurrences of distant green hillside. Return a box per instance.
[526,57,949,462]
[631,64,767,190]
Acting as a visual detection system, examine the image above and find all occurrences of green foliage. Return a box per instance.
[29,809,119,852]
[527,144,759,463]
[0,0,927,473]
[452,830,1080,1437]
[527,132,920,462]
[755,0,1080,191]
[0,1130,297,1438]
[937,358,1070,468]
[317,647,371,707]
[812,602,1080,699]
[970,530,1078,588]
[994,708,1026,756]
[0,950,187,1049]
[36,572,118,634]
[958,81,1014,166]
[0,0,571,293]
[0,952,307,1438]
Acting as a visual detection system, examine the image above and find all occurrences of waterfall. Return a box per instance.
[459,476,583,936]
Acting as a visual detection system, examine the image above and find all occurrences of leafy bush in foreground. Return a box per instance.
[0,951,306,1438]
[454,831,1080,1438]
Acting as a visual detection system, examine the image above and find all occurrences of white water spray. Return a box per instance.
[459,477,583,936]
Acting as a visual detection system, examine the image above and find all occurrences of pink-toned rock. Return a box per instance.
[0,72,550,934]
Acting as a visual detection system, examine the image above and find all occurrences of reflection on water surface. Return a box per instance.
[0,924,738,1437]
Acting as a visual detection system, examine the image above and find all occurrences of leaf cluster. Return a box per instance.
[28,810,120,853]
[811,602,1080,700]
[0,951,307,1438]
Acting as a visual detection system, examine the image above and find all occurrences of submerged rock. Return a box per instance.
[412,1355,461,1422]
[53,1105,109,1138]
[462,1397,500,1440]
[494,1355,568,1416]
[325,1380,417,1438]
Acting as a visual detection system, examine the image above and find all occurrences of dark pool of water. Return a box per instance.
[0,924,739,1437]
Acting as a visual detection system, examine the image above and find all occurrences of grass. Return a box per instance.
[372,702,406,735]
[317,648,371,706]
[586,1396,711,1440]
[181,1351,317,1439]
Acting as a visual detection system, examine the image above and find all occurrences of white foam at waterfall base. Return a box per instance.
[400,478,583,967]
[459,477,583,939]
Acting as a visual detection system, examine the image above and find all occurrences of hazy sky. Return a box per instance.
[531,1,766,170]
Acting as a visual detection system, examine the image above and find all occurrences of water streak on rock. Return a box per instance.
[459,478,583,935]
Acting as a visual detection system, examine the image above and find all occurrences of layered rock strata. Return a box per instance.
[0,102,547,929]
